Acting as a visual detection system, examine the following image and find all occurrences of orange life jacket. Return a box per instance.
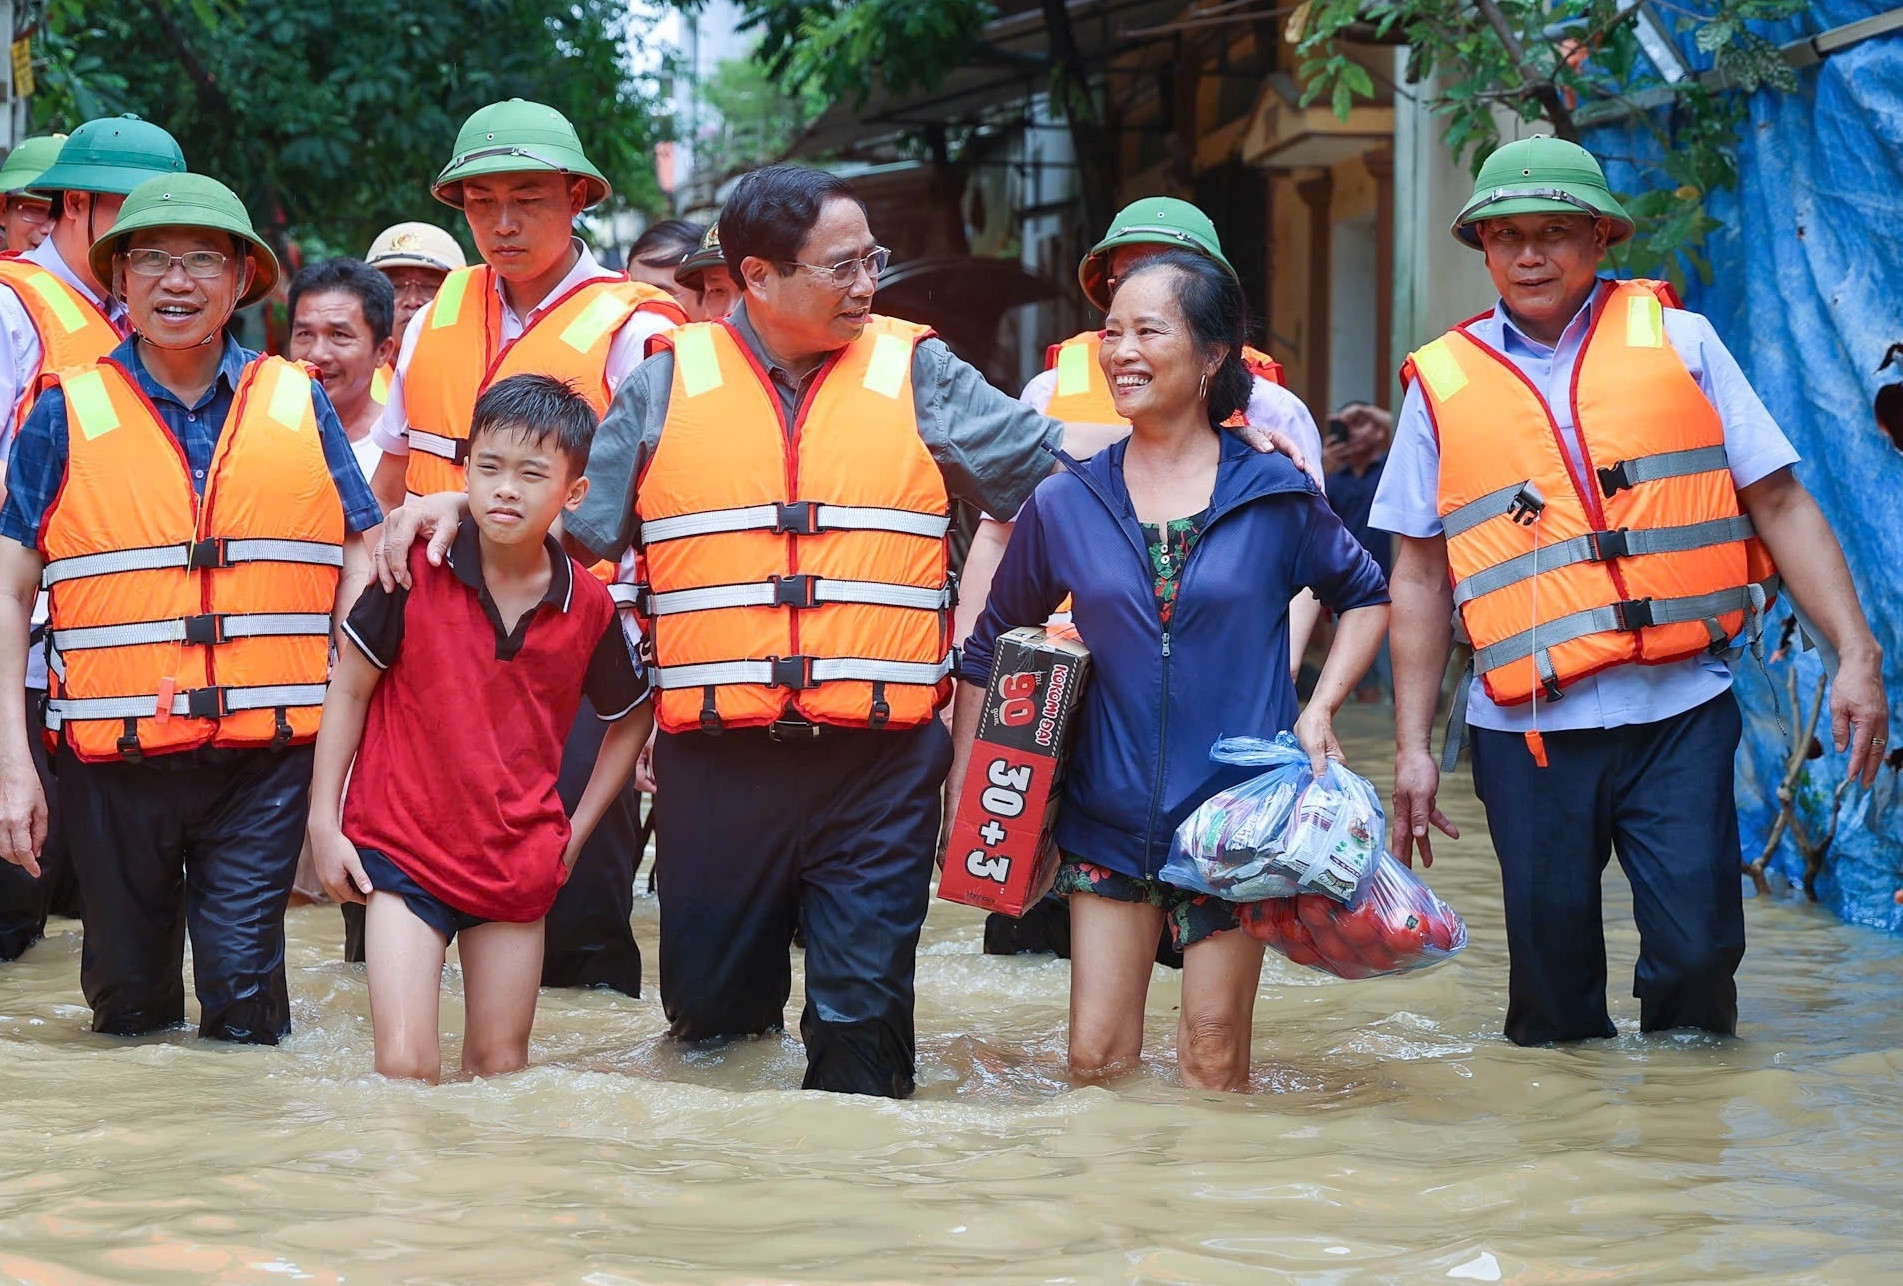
[634,315,954,733]
[401,265,685,497]
[1042,330,1284,429]
[0,259,122,433]
[1406,279,1774,708]
[39,356,345,762]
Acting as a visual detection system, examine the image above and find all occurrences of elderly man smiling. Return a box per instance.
[1376,136,1886,1047]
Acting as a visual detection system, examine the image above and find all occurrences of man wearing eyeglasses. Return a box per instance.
[0,174,382,1040]
[377,163,1299,1097]
[366,99,686,998]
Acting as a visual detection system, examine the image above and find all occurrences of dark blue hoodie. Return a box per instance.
[962,433,1389,881]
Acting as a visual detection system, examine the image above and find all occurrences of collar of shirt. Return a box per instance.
[444,515,575,612]
[26,232,127,329]
[726,300,827,409]
[493,238,617,341]
[113,333,250,413]
[1476,276,1608,362]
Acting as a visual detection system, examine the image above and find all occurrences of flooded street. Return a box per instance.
[2,706,1901,1283]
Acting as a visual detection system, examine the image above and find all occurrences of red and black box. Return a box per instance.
[938,624,1091,917]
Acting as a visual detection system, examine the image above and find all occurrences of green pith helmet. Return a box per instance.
[432,99,612,209]
[88,173,281,308]
[27,114,186,198]
[1453,135,1634,249]
[675,221,724,288]
[0,135,69,197]
[1078,197,1236,311]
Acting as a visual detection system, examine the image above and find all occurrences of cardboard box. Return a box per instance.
[939,624,1091,917]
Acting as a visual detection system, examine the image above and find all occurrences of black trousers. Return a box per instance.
[655,720,951,1099]
[0,691,80,961]
[1470,692,1746,1046]
[59,743,312,1043]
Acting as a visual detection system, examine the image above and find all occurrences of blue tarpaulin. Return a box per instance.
[1592,3,1903,930]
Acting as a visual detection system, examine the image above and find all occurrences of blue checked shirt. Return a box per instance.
[0,335,384,546]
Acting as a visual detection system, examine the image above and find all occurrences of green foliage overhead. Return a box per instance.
[1293,0,1807,290]
[690,57,826,181]
[725,0,997,107]
[31,0,671,255]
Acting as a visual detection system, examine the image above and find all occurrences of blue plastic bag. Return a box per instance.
[1161,734,1385,905]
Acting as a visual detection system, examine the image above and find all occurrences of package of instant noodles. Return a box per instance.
[1238,852,1467,979]
[1161,734,1383,905]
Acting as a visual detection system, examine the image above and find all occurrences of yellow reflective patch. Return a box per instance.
[862,332,908,399]
[266,362,311,429]
[1626,292,1664,348]
[1412,339,1469,402]
[560,292,627,353]
[429,269,471,330]
[65,368,119,441]
[24,271,86,335]
[675,325,722,398]
[370,364,390,405]
[1055,339,1092,397]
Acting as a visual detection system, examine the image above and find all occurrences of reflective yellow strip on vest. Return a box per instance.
[1412,338,1468,402]
[266,363,311,429]
[64,368,119,441]
[560,292,629,354]
[24,271,88,335]
[429,269,472,330]
[863,331,909,399]
[1626,291,1664,348]
[674,326,722,398]
[1056,340,1092,397]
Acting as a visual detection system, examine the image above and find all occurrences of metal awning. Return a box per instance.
[787,0,1193,158]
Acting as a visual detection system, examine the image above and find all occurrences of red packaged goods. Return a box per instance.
[1239,852,1467,979]
[939,625,1091,917]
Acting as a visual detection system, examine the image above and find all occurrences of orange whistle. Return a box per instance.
[154,676,176,725]
[1525,730,1549,769]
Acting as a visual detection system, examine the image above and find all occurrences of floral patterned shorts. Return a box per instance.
[1053,855,1242,951]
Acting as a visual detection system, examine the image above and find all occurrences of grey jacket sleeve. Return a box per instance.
[569,351,675,561]
[912,339,1062,520]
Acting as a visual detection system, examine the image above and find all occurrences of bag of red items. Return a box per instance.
[1239,852,1466,979]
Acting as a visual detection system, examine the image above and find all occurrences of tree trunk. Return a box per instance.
[1040,0,1115,237]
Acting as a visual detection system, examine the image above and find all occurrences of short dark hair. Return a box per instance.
[630,218,703,270]
[287,257,396,346]
[1114,250,1251,428]
[468,374,597,477]
[719,164,865,278]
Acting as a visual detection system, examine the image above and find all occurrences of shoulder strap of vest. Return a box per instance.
[1241,344,1285,386]
[423,265,489,333]
[616,279,689,325]
[1044,330,1099,372]
[0,260,114,338]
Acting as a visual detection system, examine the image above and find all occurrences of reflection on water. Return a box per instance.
[2,708,1900,1282]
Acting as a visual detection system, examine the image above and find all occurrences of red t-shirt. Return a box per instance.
[341,522,648,921]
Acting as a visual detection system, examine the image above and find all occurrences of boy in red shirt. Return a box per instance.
[308,374,651,1082]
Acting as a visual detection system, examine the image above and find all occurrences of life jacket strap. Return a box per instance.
[1472,585,1762,677]
[51,611,333,653]
[407,428,471,464]
[1452,515,1757,607]
[44,682,330,728]
[1595,445,1730,498]
[42,538,343,586]
[607,582,642,609]
[638,501,949,546]
[652,653,956,692]
[640,576,952,616]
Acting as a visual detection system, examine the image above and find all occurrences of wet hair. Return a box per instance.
[287,257,396,346]
[468,374,597,476]
[630,218,703,271]
[720,164,866,278]
[1114,250,1250,428]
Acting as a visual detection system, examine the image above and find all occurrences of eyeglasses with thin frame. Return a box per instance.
[5,198,51,225]
[123,248,231,280]
[782,245,890,287]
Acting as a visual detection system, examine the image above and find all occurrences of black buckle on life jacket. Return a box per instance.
[184,686,227,720]
[774,501,821,535]
[116,717,142,763]
[1597,460,1636,498]
[698,685,723,734]
[767,655,816,690]
[1586,529,1630,562]
[182,613,225,646]
[270,707,293,750]
[868,680,890,730]
[187,538,228,571]
[452,437,472,465]
[1612,598,1656,631]
[771,574,817,608]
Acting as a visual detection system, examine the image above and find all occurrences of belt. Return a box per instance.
[766,717,831,742]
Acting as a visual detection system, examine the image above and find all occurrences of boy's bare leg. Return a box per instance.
[457,918,545,1078]
[365,891,449,1083]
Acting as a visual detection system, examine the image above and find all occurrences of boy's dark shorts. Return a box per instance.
[358,847,490,943]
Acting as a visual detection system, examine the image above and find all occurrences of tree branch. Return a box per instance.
[1470,0,1579,141]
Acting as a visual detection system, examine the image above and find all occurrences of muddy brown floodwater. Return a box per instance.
[2,707,1900,1283]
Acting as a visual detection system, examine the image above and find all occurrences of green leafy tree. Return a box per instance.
[1292,0,1806,288]
[690,56,826,182]
[30,0,671,255]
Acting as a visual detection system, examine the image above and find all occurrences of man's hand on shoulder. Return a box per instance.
[373,492,465,591]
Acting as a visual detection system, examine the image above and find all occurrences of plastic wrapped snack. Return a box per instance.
[1239,852,1467,979]
[1161,734,1384,905]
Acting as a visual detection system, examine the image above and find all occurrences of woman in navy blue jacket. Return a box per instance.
[953,252,1390,1092]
